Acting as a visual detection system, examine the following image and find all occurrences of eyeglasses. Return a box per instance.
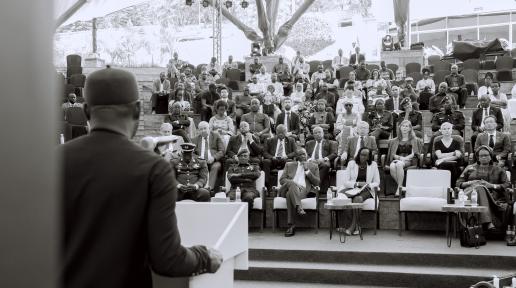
[344,104,353,107]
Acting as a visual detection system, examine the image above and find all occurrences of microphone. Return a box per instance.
[140,135,180,151]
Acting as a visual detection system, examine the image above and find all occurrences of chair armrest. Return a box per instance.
[424,153,431,167]
[261,187,267,199]
[447,187,455,204]
[272,186,279,197]
[418,153,424,168]
[381,154,388,171]
[399,187,406,199]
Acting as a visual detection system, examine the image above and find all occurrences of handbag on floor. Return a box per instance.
[460,216,486,248]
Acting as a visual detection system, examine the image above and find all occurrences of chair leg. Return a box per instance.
[272,210,276,233]
[405,212,409,231]
[374,210,378,235]
[315,211,319,234]
[260,210,264,232]
[399,211,403,236]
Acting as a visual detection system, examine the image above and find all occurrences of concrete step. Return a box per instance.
[235,280,396,288]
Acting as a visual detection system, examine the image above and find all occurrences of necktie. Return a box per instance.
[286,112,290,132]
[314,141,321,160]
[276,140,284,157]
[489,135,495,148]
[202,137,209,160]
[360,136,365,148]
[481,108,487,128]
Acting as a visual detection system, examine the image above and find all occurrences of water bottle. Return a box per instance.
[60,134,65,144]
[471,190,478,207]
[235,187,241,202]
[493,275,499,288]
[326,189,333,204]
[511,276,516,288]
[458,190,465,206]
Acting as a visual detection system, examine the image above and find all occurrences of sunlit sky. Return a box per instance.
[55,0,516,27]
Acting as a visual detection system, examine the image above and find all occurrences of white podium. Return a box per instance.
[153,202,249,288]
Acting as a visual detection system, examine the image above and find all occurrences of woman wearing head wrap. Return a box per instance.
[456,145,514,233]
[334,98,360,139]
[289,82,306,112]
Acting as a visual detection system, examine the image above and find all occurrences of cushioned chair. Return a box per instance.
[272,170,320,233]
[386,64,399,75]
[308,60,321,77]
[462,59,480,71]
[331,170,380,234]
[462,69,479,96]
[405,62,421,75]
[338,66,355,80]
[432,70,449,89]
[195,64,205,77]
[497,70,513,82]
[482,60,496,70]
[398,169,452,236]
[236,61,245,71]
[366,64,380,72]
[69,74,86,88]
[432,61,451,73]
[495,56,513,71]
[407,72,422,83]
[226,68,241,82]
[220,171,267,231]
[428,55,441,67]
[322,59,333,71]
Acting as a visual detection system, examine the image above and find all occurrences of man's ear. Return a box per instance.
[133,101,141,120]
[83,103,91,120]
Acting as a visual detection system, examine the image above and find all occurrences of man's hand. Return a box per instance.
[207,247,223,273]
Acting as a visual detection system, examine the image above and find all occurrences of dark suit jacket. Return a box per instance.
[385,97,402,111]
[471,107,504,132]
[60,130,210,288]
[349,53,365,66]
[193,131,225,161]
[263,136,297,159]
[226,133,263,159]
[279,161,320,194]
[338,135,378,160]
[474,132,511,159]
[275,111,300,135]
[305,139,338,162]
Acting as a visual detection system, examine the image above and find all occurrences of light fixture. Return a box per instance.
[241,0,248,8]
[202,0,210,8]
[185,0,193,6]
[225,0,233,8]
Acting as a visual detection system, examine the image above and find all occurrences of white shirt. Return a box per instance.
[310,140,323,160]
[201,136,212,160]
[283,112,290,132]
[354,136,365,157]
[248,82,265,94]
[293,162,306,189]
[478,86,493,99]
[481,108,490,128]
[272,82,284,97]
[336,96,364,115]
[332,55,347,69]
[416,78,435,92]
[256,73,271,85]
[393,97,400,111]
[275,139,287,158]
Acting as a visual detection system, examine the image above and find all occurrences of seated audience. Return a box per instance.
[256,66,271,85]
[171,84,192,111]
[431,96,465,137]
[248,74,266,97]
[309,99,335,140]
[227,149,261,208]
[337,121,378,168]
[400,77,418,108]
[385,85,402,113]
[241,98,271,143]
[365,99,393,148]
[200,83,220,121]
[345,71,363,90]
[332,48,348,74]
[167,52,184,78]
[297,92,317,141]
[432,122,464,187]
[315,70,339,92]
[197,71,214,91]
[474,115,511,168]
[225,121,263,166]
[477,72,494,100]
[338,147,380,235]
[471,95,504,148]
[184,67,197,83]
[398,97,423,139]
[291,50,302,70]
[310,64,326,84]
[290,82,306,112]
[171,143,210,202]
[276,98,300,139]
[262,87,281,123]
[279,148,320,237]
[235,86,253,122]
[487,81,511,133]
[62,93,83,113]
[315,82,337,112]
[151,72,171,114]
[155,123,180,161]
[336,82,365,115]
[193,121,225,190]
[306,127,338,196]
[349,46,365,69]
[429,82,457,113]
[379,61,394,81]
[292,57,310,80]
[165,102,191,142]
[355,61,370,81]
[218,86,235,119]
[335,98,360,138]
[387,120,424,194]
[456,145,513,232]
[273,56,291,82]
[249,57,263,75]
[222,55,238,76]
[262,124,297,190]
[270,73,285,98]
[209,100,235,148]
[366,70,389,96]
[445,64,468,109]
[415,68,434,110]
[206,57,221,80]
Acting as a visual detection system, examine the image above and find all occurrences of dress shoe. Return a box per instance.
[285,225,296,237]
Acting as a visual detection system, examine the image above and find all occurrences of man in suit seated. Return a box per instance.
[305,127,338,196]
[273,56,291,82]
[165,102,191,142]
[279,148,320,237]
[355,61,370,81]
[429,82,458,114]
[384,85,402,113]
[445,64,468,109]
[471,95,504,148]
[349,46,365,69]
[151,72,171,114]
[225,121,263,167]
[262,124,297,190]
[474,115,511,167]
[171,143,210,202]
[227,149,261,209]
[276,98,300,139]
[193,121,225,191]
[337,121,378,168]
[241,98,271,143]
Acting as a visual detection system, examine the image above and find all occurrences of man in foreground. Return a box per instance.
[60,67,222,288]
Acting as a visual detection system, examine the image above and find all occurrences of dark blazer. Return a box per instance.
[263,136,297,159]
[279,161,320,194]
[471,106,504,132]
[305,139,338,162]
[338,135,378,159]
[193,131,225,161]
[226,133,263,159]
[474,132,511,159]
[60,130,210,288]
[275,111,300,135]
[385,97,402,111]
[349,53,365,66]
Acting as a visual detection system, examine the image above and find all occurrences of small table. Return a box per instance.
[442,204,488,247]
[324,202,364,243]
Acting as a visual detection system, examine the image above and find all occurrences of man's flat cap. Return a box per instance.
[85,67,139,105]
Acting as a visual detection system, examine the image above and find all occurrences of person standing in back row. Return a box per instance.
[60,67,222,288]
